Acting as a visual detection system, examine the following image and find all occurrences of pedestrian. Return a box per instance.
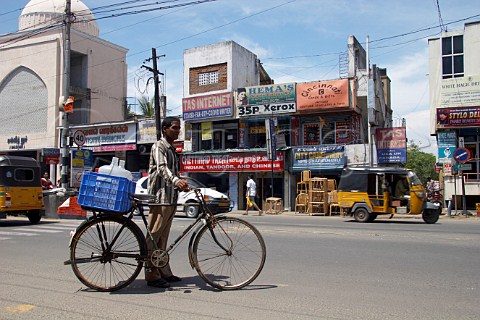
[41,172,54,190]
[145,116,189,288]
[243,174,263,216]
[394,177,410,206]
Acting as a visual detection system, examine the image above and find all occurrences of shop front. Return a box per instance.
[69,121,138,183]
[289,145,346,208]
[180,150,285,210]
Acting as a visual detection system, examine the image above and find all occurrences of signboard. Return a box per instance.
[180,152,285,172]
[73,130,85,146]
[291,145,345,171]
[375,127,407,163]
[70,149,93,188]
[458,163,472,171]
[236,83,296,117]
[137,119,157,144]
[303,123,320,145]
[201,122,212,140]
[453,147,471,164]
[335,121,351,143]
[71,122,137,148]
[42,148,60,157]
[296,79,349,111]
[439,75,480,108]
[182,92,233,121]
[436,106,480,128]
[265,118,277,160]
[443,162,453,175]
[437,131,456,164]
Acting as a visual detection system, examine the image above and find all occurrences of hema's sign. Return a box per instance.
[236,83,296,117]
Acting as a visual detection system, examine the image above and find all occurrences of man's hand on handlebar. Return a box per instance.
[175,178,190,192]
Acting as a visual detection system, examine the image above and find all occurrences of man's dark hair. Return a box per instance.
[247,174,253,179]
[161,116,180,132]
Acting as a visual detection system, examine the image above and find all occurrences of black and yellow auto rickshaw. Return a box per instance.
[337,166,441,224]
[0,155,44,224]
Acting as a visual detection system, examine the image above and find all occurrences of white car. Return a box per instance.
[135,176,232,218]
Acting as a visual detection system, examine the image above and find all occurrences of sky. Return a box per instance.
[1,0,479,155]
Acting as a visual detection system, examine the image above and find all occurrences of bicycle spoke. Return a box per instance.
[193,217,266,290]
[70,216,146,292]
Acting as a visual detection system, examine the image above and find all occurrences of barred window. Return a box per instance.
[199,71,218,86]
[442,35,464,79]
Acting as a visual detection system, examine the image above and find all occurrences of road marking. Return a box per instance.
[37,225,78,230]
[6,304,35,313]
[13,228,62,233]
[0,231,38,236]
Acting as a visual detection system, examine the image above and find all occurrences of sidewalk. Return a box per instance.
[229,209,480,220]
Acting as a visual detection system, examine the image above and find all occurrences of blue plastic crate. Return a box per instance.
[78,171,135,213]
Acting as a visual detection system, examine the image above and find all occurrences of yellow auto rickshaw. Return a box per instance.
[0,155,44,224]
[337,166,441,224]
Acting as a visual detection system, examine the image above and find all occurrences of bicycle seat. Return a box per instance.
[132,193,156,203]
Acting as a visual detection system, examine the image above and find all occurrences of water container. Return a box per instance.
[115,160,133,180]
[98,157,119,176]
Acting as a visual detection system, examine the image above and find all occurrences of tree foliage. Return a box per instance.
[138,96,155,118]
[406,142,438,184]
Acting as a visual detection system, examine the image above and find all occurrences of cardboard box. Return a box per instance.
[391,200,401,207]
[396,206,407,214]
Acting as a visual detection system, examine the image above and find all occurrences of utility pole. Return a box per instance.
[61,0,72,189]
[142,49,165,140]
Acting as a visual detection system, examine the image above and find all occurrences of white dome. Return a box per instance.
[19,0,99,36]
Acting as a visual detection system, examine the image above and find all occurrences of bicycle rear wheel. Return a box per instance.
[192,217,266,290]
[70,215,147,292]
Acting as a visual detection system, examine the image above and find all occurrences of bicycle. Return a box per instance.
[64,188,266,292]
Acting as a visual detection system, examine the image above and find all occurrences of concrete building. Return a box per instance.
[428,21,480,209]
[180,39,392,211]
[0,0,128,178]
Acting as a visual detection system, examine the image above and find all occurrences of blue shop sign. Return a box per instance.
[291,145,345,171]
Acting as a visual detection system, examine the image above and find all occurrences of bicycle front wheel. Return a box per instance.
[70,215,147,292]
[192,217,266,290]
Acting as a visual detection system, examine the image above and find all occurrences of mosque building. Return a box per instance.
[0,0,128,176]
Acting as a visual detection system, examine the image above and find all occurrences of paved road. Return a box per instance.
[0,213,479,319]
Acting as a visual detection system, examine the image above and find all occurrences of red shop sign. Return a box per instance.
[180,152,284,172]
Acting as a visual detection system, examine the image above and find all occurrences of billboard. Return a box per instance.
[436,106,480,128]
[296,79,349,111]
[236,83,296,117]
[182,92,233,121]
